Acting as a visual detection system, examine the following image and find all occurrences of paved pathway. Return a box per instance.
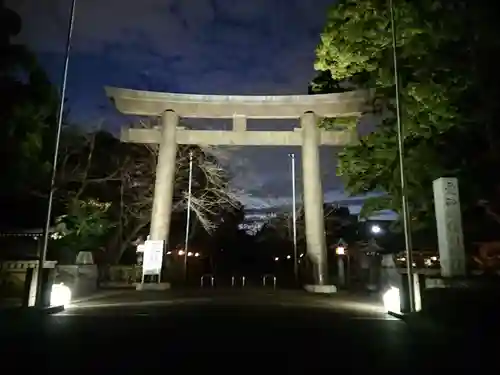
[0,288,494,373]
[62,288,390,318]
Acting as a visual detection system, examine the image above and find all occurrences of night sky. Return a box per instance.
[8,0,394,220]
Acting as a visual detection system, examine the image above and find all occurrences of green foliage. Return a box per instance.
[313,0,500,236]
[0,45,58,191]
[53,199,114,257]
[0,4,59,228]
[309,71,360,130]
[52,128,242,264]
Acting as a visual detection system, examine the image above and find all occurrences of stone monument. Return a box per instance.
[433,177,466,277]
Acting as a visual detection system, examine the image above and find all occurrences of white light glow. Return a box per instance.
[50,283,72,308]
[178,250,185,255]
[274,257,279,261]
[50,232,64,240]
[336,246,345,255]
[195,252,200,257]
[371,225,382,234]
[286,255,291,259]
[382,286,401,314]
[166,251,172,255]
[187,252,193,257]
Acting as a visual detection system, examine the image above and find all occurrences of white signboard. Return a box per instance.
[142,240,164,276]
[433,177,466,277]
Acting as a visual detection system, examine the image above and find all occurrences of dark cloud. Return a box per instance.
[6,0,391,217]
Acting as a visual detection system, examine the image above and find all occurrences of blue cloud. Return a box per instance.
[7,0,386,216]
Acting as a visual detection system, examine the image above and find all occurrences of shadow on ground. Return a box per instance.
[0,288,497,372]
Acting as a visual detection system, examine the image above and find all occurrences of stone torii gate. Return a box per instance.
[105,87,370,292]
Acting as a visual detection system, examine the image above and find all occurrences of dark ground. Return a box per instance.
[0,288,497,373]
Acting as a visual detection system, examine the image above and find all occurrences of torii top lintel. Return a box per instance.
[105,86,372,119]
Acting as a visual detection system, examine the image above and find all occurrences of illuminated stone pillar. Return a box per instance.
[433,177,466,277]
[301,111,328,285]
[150,110,178,242]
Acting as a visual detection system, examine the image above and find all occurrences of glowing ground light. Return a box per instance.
[50,283,72,307]
[371,225,382,234]
[382,286,401,314]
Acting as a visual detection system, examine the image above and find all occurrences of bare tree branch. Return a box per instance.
[110,118,242,260]
[52,118,242,263]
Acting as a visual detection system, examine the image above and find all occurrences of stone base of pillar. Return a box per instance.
[136,282,171,291]
[304,284,337,294]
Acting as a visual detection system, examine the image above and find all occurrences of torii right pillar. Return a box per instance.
[301,111,336,293]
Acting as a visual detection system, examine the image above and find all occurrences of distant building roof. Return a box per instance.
[0,227,55,238]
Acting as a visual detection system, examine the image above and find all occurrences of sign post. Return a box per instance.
[142,240,164,283]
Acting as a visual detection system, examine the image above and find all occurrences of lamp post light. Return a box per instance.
[335,246,345,256]
[37,0,77,307]
[183,151,194,283]
[288,153,298,285]
[389,0,415,312]
[336,240,348,288]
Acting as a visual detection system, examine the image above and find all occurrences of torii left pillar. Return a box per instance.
[138,110,178,290]
[150,110,178,242]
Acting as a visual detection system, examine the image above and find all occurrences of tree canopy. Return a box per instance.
[49,126,242,264]
[313,0,500,243]
[0,3,59,228]
[0,3,242,264]
[255,203,359,254]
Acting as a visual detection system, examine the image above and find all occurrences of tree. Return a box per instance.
[206,203,246,274]
[51,122,241,264]
[0,3,59,228]
[256,203,359,252]
[313,0,500,242]
[51,199,114,263]
[114,122,241,263]
[47,129,117,262]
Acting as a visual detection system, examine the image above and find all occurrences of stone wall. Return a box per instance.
[421,277,500,323]
[107,265,141,284]
[380,254,500,316]
[0,261,100,300]
[55,265,98,299]
[0,260,57,298]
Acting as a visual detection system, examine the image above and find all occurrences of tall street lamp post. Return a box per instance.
[389,0,415,312]
[37,0,77,307]
[288,153,298,284]
[183,151,194,283]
